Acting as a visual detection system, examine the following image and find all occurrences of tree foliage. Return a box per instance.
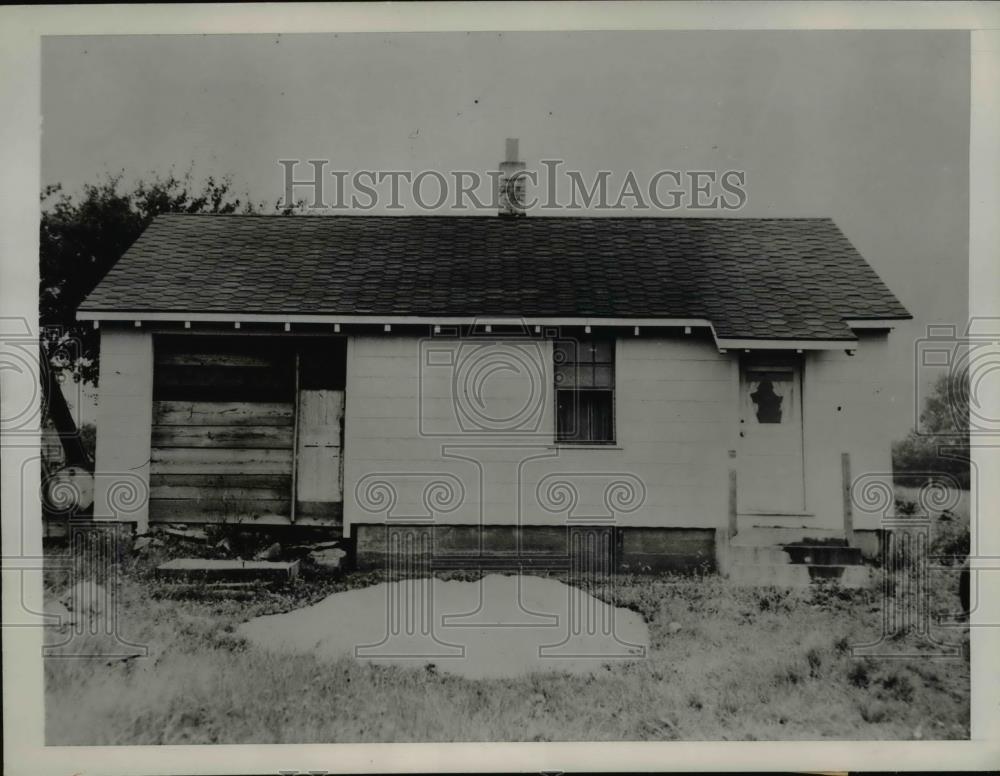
[892,373,970,488]
[38,171,282,467]
[40,172,262,386]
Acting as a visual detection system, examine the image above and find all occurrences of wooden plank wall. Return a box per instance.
[149,337,296,524]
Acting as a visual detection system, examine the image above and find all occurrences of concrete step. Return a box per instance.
[723,545,793,565]
[156,558,300,583]
[728,563,812,587]
[727,562,870,588]
[731,526,845,548]
[807,564,870,587]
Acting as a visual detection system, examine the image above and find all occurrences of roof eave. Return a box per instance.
[77,309,872,351]
[844,317,911,332]
[713,337,858,352]
[75,310,715,329]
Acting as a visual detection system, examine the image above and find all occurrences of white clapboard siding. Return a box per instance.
[93,329,154,529]
[344,335,734,531]
[802,331,895,530]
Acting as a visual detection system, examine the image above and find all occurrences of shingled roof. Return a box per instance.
[79,214,910,341]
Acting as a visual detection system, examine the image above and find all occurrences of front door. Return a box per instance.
[738,358,805,515]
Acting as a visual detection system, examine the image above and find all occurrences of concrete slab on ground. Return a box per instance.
[237,573,649,679]
[156,558,299,583]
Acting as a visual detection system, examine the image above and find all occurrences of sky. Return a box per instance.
[40,30,969,434]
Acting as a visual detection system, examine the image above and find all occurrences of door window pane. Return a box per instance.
[750,379,784,423]
[745,368,793,425]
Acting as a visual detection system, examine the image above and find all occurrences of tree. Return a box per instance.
[892,373,970,488]
[39,172,266,467]
[917,372,969,436]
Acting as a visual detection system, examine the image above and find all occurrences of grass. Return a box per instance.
[43,555,969,744]
[43,485,971,744]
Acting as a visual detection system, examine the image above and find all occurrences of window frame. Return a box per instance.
[553,336,617,445]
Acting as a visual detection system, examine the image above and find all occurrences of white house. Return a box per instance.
[77,166,910,581]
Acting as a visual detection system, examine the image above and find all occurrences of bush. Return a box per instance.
[876,669,916,704]
[847,659,872,688]
[930,519,969,566]
[805,646,824,677]
[892,433,969,488]
[752,587,795,613]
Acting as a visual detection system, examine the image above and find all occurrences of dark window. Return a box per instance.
[152,335,295,402]
[554,338,615,444]
[298,338,347,390]
[750,378,783,423]
[744,367,796,425]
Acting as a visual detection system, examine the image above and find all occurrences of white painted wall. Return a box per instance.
[343,333,734,534]
[802,331,896,531]
[93,328,153,532]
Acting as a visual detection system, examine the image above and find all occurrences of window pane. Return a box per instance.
[554,364,577,388]
[554,338,615,443]
[583,390,614,442]
[553,340,576,366]
[556,389,614,443]
[749,378,785,423]
[593,365,614,388]
[592,340,614,363]
[556,389,580,441]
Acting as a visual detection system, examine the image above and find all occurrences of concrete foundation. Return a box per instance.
[617,527,716,573]
[853,529,884,562]
[353,523,717,574]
